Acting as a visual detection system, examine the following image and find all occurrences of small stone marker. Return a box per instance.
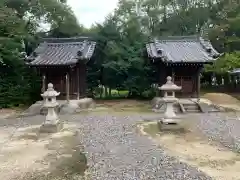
[40,83,63,133]
[158,76,182,125]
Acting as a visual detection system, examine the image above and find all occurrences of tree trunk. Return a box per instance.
[109,87,112,97]
[100,85,103,98]
[104,86,108,97]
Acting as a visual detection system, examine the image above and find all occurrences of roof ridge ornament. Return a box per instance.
[77,40,87,58]
[199,37,214,54]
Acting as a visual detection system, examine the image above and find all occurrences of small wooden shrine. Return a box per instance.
[146,35,221,97]
[27,37,96,100]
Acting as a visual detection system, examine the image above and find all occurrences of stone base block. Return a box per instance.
[40,121,63,133]
[78,98,96,109]
[60,102,79,114]
[161,117,181,124]
[157,120,183,131]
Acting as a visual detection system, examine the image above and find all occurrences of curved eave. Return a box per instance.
[27,56,94,67]
[28,63,76,67]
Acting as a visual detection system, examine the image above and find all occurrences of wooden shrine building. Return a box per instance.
[27,37,96,100]
[146,35,221,97]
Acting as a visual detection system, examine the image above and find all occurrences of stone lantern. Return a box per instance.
[40,83,62,133]
[158,76,182,124]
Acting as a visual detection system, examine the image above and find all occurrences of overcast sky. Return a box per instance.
[67,0,119,28]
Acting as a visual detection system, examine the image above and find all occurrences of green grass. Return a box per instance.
[94,89,129,99]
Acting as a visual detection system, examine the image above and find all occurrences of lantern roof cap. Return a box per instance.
[41,83,60,97]
[159,76,182,91]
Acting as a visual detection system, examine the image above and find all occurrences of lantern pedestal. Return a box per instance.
[40,83,62,133]
[158,76,182,128]
[40,121,63,133]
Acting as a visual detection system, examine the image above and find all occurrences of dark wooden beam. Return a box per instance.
[66,72,70,103]
[42,73,46,93]
[196,67,202,98]
[172,67,175,82]
[76,65,80,100]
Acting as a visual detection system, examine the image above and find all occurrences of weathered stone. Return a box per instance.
[151,97,165,110]
[40,105,61,115]
[40,83,62,133]
[40,121,63,133]
[78,98,96,109]
[158,120,182,131]
[158,76,182,125]
[60,102,79,114]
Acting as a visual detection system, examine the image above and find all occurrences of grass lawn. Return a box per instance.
[94,88,129,98]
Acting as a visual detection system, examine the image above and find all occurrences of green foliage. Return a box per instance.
[87,0,240,99]
[2,0,240,105]
[0,0,81,107]
[86,3,155,99]
[205,52,240,73]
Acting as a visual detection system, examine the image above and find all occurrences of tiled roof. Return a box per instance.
[230,68,240,74]
[27,37,96,66]
[146,35,221,63]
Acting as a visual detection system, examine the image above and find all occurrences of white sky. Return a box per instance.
[67,0,119,28]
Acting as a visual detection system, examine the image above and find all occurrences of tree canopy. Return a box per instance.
[1,0,240,106]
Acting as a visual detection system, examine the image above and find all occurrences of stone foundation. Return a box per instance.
[158,120,183,131]
[78,98,96,109]
[23,98,96,116]
[39,121,63,133]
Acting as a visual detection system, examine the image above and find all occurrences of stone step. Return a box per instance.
[152,97,223,114]
[182,103,201,113]
[153,103,185,113]
[173,104,182,113]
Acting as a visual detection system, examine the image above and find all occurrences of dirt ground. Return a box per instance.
[139,121,240,180]
[0,123,88,180]
[0,109,17,119]
[96,99,150,109]
[202,93,240,111]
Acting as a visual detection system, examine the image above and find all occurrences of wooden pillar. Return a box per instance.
[76,66,80,100]
[172,67,175,82]
[42,73,46,93]
[80,64,87,98]
[65,73,70,103]
[196,68,201,99]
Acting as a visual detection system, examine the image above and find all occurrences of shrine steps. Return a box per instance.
[151,97,221,114]
[180,101,201,113]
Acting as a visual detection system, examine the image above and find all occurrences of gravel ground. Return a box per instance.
[193,112,240,152]
[3,112,240,179]
[70,113,211,180]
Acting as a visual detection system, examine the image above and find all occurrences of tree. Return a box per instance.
[0,0,82,107]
